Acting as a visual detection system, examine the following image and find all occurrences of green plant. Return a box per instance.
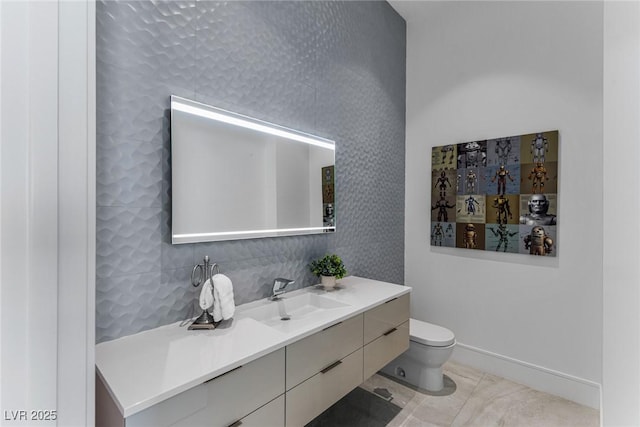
[309,254,347,279]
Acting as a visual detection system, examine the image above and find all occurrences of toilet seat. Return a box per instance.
[409,318,455,347]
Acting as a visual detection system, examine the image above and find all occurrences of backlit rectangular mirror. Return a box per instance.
[171,96,336,244]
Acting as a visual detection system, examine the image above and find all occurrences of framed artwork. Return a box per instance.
[322,165,335,228]
[430,130,559,257]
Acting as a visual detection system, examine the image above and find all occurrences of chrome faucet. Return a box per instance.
[270,278,294,300]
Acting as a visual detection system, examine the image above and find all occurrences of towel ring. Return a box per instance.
[191,256,220,288]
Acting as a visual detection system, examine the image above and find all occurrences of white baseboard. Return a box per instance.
[451,341,601,410]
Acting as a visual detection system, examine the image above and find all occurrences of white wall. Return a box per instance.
[1,2,95,425]
[1,2,59,423]
[602,2,640,425]
[404,1,603,408]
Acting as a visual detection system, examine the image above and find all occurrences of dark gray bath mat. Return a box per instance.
[305,386,402,427]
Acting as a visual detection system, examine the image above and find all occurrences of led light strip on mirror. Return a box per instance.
[171,96,335,151]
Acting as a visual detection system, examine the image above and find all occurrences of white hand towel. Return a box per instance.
[199,279,214,311]
[212,273,235,322]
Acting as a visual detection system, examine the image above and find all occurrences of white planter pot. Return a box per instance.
[321,275,337,290]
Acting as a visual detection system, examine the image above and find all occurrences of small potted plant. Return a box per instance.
[309,254,347,290]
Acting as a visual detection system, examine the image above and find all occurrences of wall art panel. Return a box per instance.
[430,130,559,257]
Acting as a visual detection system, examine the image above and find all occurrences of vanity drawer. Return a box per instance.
[363,320,409,380]
[127,348,285,427]
[234,394,284,427]
[363,293,410,344]
[285,348,363,427]
[286,314,363,390]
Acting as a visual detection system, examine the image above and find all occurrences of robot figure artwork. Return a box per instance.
[466,169,478,194]
[323,203,335,227]
[432,197,456,222]
[458,141,487,168]
[487,223,518,252]
[495,138,512,166]
[434,171,451,197]
[464,195,480,215]
[430,131,559,257]
[524,226,554,255]
[491,165,514,195]
[431,223,444,246]
[528,162,549,194]
[445,223,454,238]
[440,145,455,167]
[520,194,556,226]
[531,133,549,163]
[462,224,478,249]
[493,194,513,224]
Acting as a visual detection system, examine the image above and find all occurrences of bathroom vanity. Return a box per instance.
[96,276,410,427]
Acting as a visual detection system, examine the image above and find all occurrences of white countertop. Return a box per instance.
[95,276,411,418]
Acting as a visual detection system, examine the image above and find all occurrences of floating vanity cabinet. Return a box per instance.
[285,315,364,426]
[122,348,285,427]
[363,294,410,380]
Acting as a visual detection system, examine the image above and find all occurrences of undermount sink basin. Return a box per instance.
[242,291,351,331]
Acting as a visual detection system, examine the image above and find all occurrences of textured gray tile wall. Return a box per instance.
[96,0,406,343]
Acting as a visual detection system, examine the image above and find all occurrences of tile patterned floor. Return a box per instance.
[315,361,600,427]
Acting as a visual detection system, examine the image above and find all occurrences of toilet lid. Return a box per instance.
[410,318,455,347]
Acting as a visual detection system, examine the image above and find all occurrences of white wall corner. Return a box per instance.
[57,1,96,426]
[602,1,640,425]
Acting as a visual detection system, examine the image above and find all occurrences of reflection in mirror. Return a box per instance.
[171,96,336,244]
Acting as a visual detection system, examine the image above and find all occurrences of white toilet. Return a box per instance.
[381,318,456,392]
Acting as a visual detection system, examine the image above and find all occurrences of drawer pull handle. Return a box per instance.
[322,321,343,331]
[384,297,398,304]
[383,327,398,336]
[228,420,243,427]
[204,365,243,384]
[320,360,342,374]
